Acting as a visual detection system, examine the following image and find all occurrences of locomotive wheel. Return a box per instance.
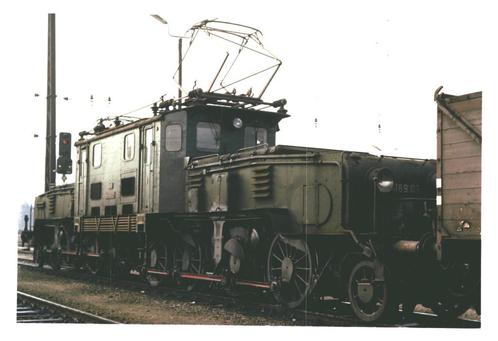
[49,249,62,271]
[267,235,313,309]
[34,246,45,268]
[347,260,395,322]
[147,243,168,287]
[113,258,131,278]
[86,253,109,276]
[173,243,202,273]
[86,257,100,275]
[172,239,203,290]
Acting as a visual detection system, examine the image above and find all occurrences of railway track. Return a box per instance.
[17,291,119,324]
[17,259,480,327]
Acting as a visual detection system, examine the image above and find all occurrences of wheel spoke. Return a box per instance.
[296,273,308,286]
[272,254,283,262]
[293,254,306,264]
[293,278,303,295]
[277,241,285,258]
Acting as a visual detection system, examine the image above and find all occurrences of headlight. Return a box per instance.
[233,117,243,129]
[377,178,394,192]
[369,168,394,193]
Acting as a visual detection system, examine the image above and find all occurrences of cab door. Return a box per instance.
[77,147,88,216]
[140,125,155,212]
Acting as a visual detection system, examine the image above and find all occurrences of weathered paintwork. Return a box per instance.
[34,183,74,221]
[436,91,481,242]
[73,97,288,223]
[435,92,482,268]
[186,144,436,237]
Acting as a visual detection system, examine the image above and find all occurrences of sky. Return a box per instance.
[1,0,497,338]
[2,0,495,204]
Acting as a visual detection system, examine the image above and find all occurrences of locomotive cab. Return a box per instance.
[166,90,289,158]
[73,90,289,217]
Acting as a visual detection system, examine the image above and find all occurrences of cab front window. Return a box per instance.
[196,122,221,152]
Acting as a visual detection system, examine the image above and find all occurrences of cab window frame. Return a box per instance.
[123,133,135,161]
[144,127,153,165]
[196,121,221,152]
[244,126,268,147]
[165,124,182,152]
[92,143,102,168]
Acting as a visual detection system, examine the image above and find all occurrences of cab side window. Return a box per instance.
[92,143,102,168]
[165,124,182,151]
[123,133,135,161]
[244,127,267,147]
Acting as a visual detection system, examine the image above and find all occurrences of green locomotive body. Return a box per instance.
[186,144,435,238]
[29,19,480,322]
[32,183,74,268]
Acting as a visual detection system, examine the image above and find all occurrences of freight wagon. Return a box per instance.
[433,88,481,316]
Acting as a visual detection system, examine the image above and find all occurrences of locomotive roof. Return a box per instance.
[75,90,288,147]
[188,144,435,169]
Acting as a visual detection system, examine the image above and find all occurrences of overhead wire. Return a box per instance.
[107,20,282,123]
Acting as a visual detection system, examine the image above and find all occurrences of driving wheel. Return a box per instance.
[267,234,314,308]
[147,243,169,287]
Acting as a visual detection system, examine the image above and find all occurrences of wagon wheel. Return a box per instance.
[266,234,313,308]
[172,239,203,290]
[347,260,395,322]
[147,243,169,287]
[429,261,478,319]
[430,296,470,319]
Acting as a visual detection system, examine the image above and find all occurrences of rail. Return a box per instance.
[17,291,120,324]
[18,258,480,327]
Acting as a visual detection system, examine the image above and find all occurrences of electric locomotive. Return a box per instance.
[33,88,439,322]
[30,19,479,324]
